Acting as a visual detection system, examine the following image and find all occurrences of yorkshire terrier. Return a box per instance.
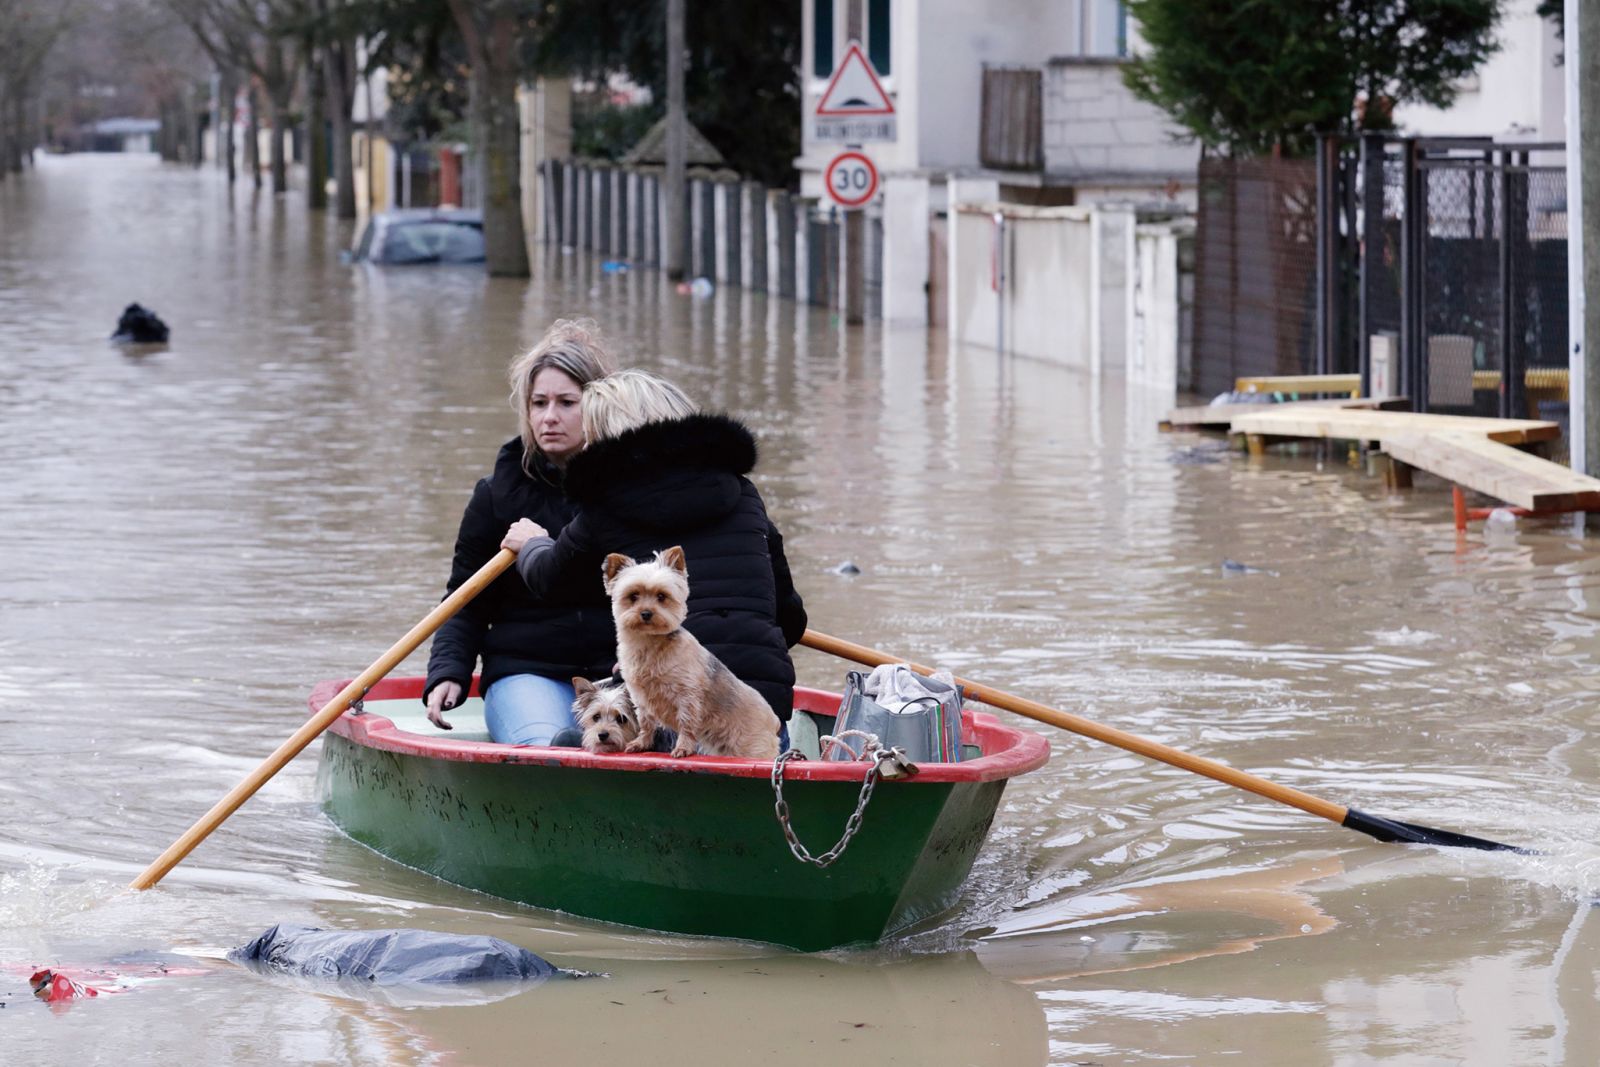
[603,546,781,760]
[570,676,643,754]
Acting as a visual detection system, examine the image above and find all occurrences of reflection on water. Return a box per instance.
[6,155,1600,1063]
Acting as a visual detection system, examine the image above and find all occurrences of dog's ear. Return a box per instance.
[602,553,635,591]
[572,676,594,695]
[659,545,688,575]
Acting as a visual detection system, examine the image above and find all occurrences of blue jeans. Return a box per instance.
[483,674,577,746]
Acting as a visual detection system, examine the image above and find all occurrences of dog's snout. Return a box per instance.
[598,730,610,742]
[639,609,653,622]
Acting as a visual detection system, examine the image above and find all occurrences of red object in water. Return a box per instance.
[30,969,101,1002]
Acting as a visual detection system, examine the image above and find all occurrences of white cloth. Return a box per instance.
[862,663,956,714]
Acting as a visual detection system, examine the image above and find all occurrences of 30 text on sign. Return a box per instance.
[824,151,879,210]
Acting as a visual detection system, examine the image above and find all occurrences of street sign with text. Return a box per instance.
[811,41,896,144]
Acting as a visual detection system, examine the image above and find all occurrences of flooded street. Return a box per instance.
[7,155,1600,1064]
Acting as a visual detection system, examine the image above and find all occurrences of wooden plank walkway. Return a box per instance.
[1161,395,1408,431]
[1163,400,1600,514]
[1228,406,1560,447]
[1383,433,1600,512]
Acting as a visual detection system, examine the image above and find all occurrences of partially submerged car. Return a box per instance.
[350,209,485,265]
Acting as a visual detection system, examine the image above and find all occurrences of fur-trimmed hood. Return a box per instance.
[561,413,758,530]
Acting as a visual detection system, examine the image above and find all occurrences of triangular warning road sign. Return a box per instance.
[816,41,894,117]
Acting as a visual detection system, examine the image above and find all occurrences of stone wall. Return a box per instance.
[1042,57,1198,185]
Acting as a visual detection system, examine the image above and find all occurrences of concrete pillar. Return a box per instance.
[520,78,571,246]
[1572,0,1600,471]
[1090,204,1137,374]
[882,175,930,325]
[769,190,795,300]
[593,167,610,254]
[561,161,577,247]
[689,178,707,278]
[714,178,741,286]
[700,180,719,280]
[579,163,598,251]
[945,178,1001,343]
[642,173,659,266]
[794,198,812,305]
[626,170,642,261]
[741,182,767,292]
[540,160,563,246]
[611,168,628,259]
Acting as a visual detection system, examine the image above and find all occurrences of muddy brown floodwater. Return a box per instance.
[5,155,1600,1065]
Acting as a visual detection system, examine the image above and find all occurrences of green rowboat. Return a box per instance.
[314,677,1050,951]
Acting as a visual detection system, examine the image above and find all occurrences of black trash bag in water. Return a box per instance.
[111,303,170,343]
[229,924,578,984]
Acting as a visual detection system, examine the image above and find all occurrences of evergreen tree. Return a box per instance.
[1123,0,1503,156]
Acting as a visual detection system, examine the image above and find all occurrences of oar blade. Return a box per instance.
[1342,807,1529,854]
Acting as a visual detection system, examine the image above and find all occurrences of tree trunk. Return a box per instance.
[306,47,328,210]
[449,1,529,277]
[265,43,293,194]
[246,83,262,189]
[159,98,177,161]
[0,86,9,180]
[474,57,529,276]
[219,68,237,184]
[8,94,25,173]
[325,40,357,219]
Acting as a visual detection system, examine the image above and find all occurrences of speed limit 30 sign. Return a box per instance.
[824,150,879,210]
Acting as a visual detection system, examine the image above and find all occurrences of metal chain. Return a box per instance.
[771,740,913,868]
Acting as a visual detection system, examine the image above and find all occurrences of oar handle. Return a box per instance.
[800,629,1348,825]
[129,548,518,891]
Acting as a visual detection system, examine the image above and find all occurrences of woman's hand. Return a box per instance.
[426,681,463,729]
[502,518,548,553]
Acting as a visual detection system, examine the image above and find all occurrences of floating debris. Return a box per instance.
[110,303,169,344]
[830,560,862,576]
[1167,444,1232,466]
[1221,559,1280,578]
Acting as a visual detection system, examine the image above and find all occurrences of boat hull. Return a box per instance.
[315,679,1048,951]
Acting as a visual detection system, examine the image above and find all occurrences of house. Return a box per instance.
[798,0,1196,348]
[84,118,161,154]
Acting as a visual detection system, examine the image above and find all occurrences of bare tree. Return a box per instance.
[166,0,303,193]
[0,0,74,174]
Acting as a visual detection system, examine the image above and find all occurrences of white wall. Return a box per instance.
[949,200,1190,397]
[1393,0,1564,140]
[950,202,1096,368]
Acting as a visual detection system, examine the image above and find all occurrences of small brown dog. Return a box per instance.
[571,676,642,754]
[604,546,780,760]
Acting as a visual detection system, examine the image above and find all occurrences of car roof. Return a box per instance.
[372,208,483,226]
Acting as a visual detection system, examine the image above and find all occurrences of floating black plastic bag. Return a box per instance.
[110,303,170,344]
[229,924,580,985]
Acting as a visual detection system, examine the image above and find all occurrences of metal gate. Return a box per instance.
[1323,136,1568,417]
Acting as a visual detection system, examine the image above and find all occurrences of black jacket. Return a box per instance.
[516,413,807,719]
[424,438,617,703]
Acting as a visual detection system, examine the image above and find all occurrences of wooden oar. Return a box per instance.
[129,548,518,891]
[801,629,1526,853]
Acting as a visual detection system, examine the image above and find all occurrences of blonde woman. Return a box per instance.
[424,320,617,746]
[502,370,807,742]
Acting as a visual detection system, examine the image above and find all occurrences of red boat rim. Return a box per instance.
[312,677,1051,783]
